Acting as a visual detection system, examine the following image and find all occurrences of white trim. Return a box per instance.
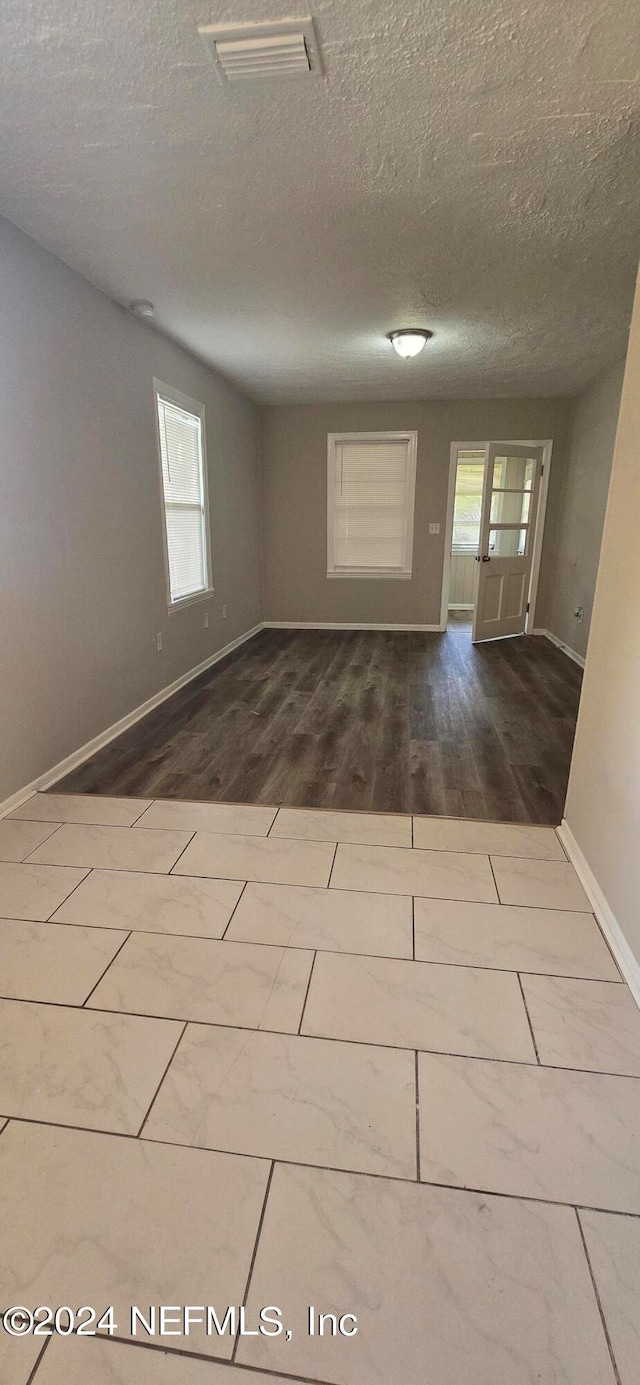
[534,628,585,669]
[441,440,553,635]
[557,820,640,1010]
[0,623,264,820]
[153,378,213,614]
[448,603,474,611]
[327,431,418,579]
[263,621,443,632]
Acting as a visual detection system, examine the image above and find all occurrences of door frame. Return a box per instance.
[440,438,554,634]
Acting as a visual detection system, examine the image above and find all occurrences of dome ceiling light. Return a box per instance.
[387,328,433,358]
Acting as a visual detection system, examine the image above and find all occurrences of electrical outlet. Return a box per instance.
[222,604,227,619]
[574,606,584,623]
[204,612,209,629]
[429,522,440,535]
[156,632,163,653]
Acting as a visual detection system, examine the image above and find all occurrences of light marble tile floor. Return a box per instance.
[173,830,336,887]
[52,868,244,939]
[0,915,128,1004]
[26,823,193,873]
[226,880,413,957]
[270,806,412,847]
[0,860,88,920]
[330,840,499,902]
[8,792,152,825]
[0,817,61,862]
[0,998,182,1132]
[0,794,636,1385]
[521,972,640,1076]
[301,948,537,1060]
[87,931,314,1031]
[414,897,620,980]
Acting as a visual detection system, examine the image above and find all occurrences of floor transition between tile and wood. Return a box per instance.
[1,793,639,1385]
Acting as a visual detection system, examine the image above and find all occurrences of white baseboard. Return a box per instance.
[557,820,640,1009]
[534,628,585,669]
[0,623,264,820]
[263,621,444,632]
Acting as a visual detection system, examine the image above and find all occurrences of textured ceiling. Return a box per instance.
[1,0,639,402]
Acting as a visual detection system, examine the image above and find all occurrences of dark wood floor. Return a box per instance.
[54,623,583,824]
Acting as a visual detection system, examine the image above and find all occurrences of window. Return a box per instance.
[327,431,417,578]
[451,451,485,554]
[155,382,211,608]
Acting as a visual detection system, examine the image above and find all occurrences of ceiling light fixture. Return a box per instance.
[387,328,433,358]
[130,300,155,318]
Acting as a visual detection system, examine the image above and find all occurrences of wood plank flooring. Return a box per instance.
[53,624,583,824]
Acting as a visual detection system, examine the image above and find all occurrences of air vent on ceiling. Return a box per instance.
[198,17,322,83]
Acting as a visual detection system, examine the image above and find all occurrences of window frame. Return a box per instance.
[153,379,213,614]
[326,430,418,579]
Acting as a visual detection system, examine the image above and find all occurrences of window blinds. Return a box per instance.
[157,395,209,602]
[332,439,412,571]
[452,458,484,553]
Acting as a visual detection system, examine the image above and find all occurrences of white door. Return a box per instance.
[472,443,544,643]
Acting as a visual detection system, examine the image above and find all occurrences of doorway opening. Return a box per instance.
[441,440,553,642]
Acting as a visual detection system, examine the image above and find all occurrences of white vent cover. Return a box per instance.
[198,17,322,83]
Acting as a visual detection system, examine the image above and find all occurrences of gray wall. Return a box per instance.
[565,263,640,962]
[260,399,571,625]
[0,217,262,804]
[543,360,625,659]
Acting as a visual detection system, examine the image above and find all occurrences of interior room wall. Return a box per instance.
[259,398,571,626]
[0,216,263,805]
[542,359,626,660]
[564,262,640,968]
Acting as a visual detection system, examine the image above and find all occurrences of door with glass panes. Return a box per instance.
[472,443,543,643]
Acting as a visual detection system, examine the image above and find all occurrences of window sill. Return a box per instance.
[167,588,215,616]
[327,570,412,580]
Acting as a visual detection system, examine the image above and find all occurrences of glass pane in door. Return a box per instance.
[491,455,535,490]
[490,488,531,525]
[488,527,528,557]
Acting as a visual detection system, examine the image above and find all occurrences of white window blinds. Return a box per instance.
[328,435,417,575]
[452,455,485,553]
[156,391,210,604]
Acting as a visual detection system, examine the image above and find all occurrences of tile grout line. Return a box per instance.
[4,1107,640,1221]
[517,972,541,1063]
[81,931,133,1007]
[414,1050,421,1181]
[3,859,598,913]
[297,952,317,1035]
[128,801,158,827]
[326,842,339,889]
[95,1330,344,1385]
[0,916,626,986]
[487,853,501,905]
[411,896,416,960]
[11,813,576,860]
[231,1160,275,1363]
[25,1334,52,1385]
[574,1207,622,1385]
[220,881,249,941]
[165,829,198,874]
[14,821,65,861]
[19,821,66,862]
[41,867,93,922]
[137,1021,189,1138]
[1,989,637,1081]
